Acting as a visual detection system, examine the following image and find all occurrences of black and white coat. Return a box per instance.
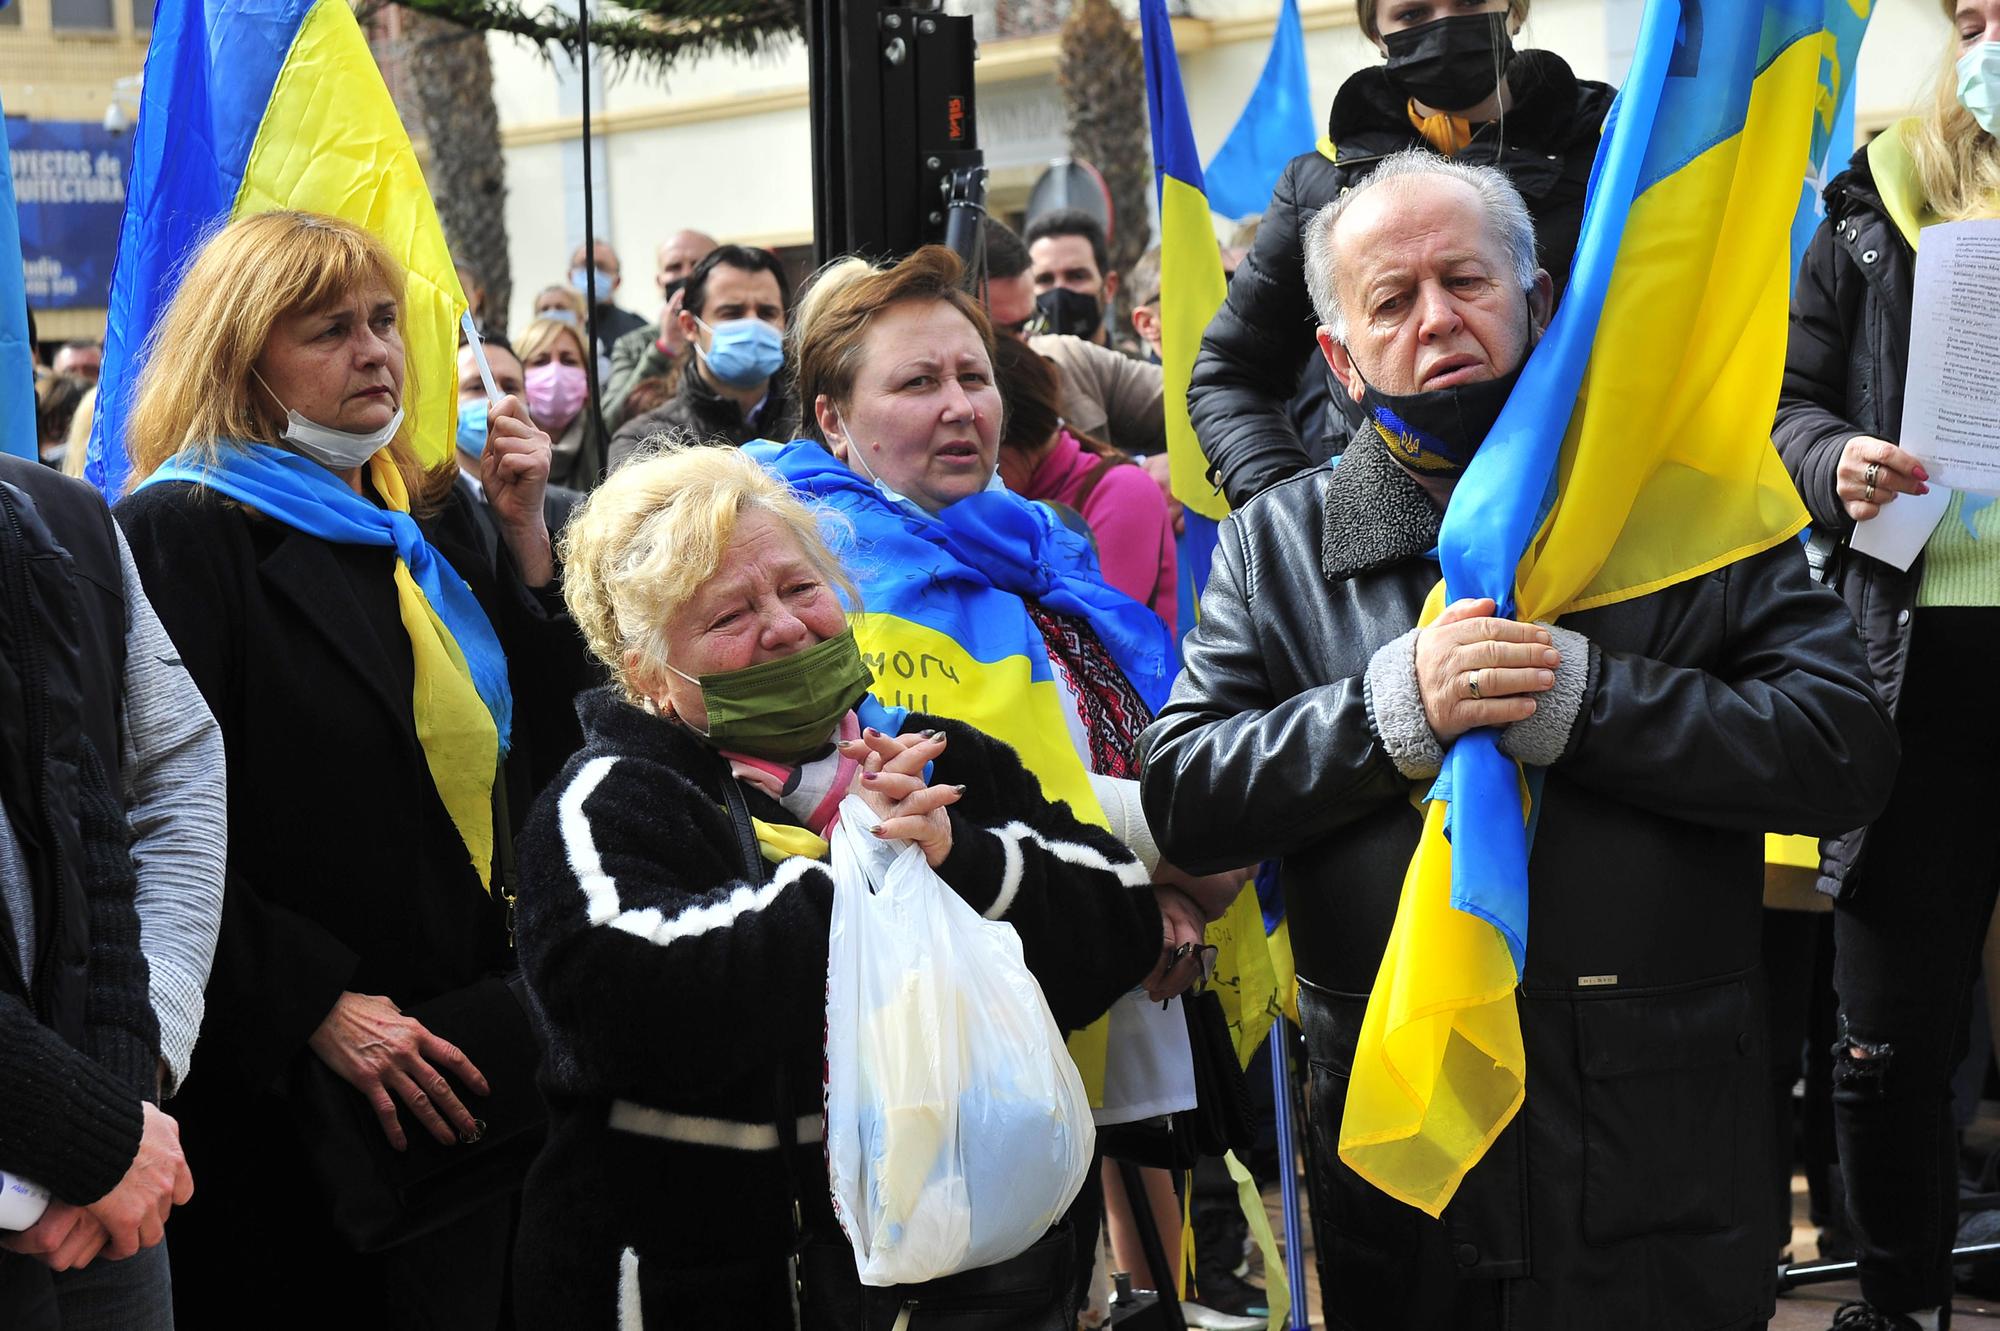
[512,686,1164,1329]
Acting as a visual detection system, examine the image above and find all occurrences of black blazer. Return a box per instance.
[115,476,592,1095]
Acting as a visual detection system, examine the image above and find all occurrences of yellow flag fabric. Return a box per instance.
[369,453,501,891]
[1206,883,1281,1071]
[237,0,466,467]
[1341,9,1840,1216]
[1158,175,1231,522]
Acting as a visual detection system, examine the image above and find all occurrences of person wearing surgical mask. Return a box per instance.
[1774,6,2000,1329]
[606,244,798,473]
[566,237,648,369]
[108,209,598,1326]
[455,336,586,576]
[767,247,1249,1321]
[517,317,605,491]
[1189,0,1613,510]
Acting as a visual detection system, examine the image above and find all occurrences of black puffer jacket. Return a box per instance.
[1136,430,1896,1330]
[1189,50,1613,507]
[1771,144,1918,899]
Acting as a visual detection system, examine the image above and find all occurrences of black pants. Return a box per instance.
[1764,907,1842,1258]
[1834,607,2000,1314]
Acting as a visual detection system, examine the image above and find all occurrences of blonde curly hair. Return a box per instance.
[559,443,857,704]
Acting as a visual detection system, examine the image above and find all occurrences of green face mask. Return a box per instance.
[669,627,875,763]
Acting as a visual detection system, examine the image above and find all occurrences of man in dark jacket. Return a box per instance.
[607,245,796,472]
[1189,2,1612,507]
[0,463,198,1328]
[1138,153,1898,1331]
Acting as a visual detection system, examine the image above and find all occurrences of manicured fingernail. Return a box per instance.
[864,727,881,737]
[861,772,878,782]
[870,826,888,837]
[918,728,939,739]
[1915,466,1930,482]
[1918,483,1931,494]
[954,784,968,794]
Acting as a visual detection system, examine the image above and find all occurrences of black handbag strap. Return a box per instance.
[718,760,764,881]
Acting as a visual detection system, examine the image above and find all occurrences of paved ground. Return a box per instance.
[1241,1169,2000,1330]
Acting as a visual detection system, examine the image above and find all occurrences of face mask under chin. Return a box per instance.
[253,369,402,471]
[1345,313,1538,480]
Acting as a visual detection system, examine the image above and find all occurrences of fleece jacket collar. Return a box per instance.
[1319,425,1443,584]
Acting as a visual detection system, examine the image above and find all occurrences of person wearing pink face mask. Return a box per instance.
[516,318,604,490]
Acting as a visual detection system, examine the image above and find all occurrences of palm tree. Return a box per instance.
[1057,0,1152,278]
[374,10,515,324]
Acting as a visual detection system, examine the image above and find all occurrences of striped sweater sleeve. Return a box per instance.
[115,528,226,1097]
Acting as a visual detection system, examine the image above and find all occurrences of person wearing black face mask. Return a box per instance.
[1189,0,1613,510]
[1138,152,1896,1331]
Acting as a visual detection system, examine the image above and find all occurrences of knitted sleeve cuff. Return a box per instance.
[0,1015,144,1204]
[1364,626,1444,780]
[1087,773,1162,876]
[1497,624,1591,768]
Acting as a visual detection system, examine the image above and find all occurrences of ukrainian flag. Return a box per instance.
[1339,0,1872,1217]
[1139,0,1288,1072]
[0,85,35,462]
[86,0,463,497]
[749,439,1178,1102]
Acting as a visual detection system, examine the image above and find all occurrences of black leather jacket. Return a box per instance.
[1772,146,1917,898]
[1137,430,1896,1329]
[1189,51,1612,508]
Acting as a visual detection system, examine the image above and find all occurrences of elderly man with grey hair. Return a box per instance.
[1138,151,1896,1331]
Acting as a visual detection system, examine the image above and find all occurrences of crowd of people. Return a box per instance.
[6,1,2000,1329]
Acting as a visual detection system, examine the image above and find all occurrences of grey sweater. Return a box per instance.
[114,529,226,1096]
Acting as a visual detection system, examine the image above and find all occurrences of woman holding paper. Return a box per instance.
[1773,6,2000,1327]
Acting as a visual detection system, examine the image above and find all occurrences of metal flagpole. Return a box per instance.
[1270,1028,1311,1328]
[576,0,604,443]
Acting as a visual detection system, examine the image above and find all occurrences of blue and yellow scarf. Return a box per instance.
[144,443,512,889]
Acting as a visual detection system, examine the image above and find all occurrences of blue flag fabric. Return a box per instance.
[0,88,36,462]
[87,0,317,497]
[1203,0,1317,222]
[141,443,513,746]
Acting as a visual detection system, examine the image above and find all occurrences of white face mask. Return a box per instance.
[831,407,1005,512]
[254,370,402,470]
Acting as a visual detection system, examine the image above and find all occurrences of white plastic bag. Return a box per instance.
[824,793,1095,1287]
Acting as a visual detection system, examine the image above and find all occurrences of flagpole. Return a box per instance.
[577,0,604,444]
[1271,1029,1311,1329]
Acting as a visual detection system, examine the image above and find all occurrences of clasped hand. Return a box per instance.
[1416,598,1561,744]
[840,729,961,867]
[0,1102,194,1271]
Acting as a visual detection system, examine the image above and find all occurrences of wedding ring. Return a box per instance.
[1863,461,1880,503]
[1466,670,1483,700]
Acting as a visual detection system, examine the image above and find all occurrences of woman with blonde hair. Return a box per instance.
[1774,5,2000,1327]
[515,315,605,489]
[513,443,1189,1327]
[113,208,591,1327]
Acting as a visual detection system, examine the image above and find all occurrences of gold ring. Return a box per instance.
[1466,670,1483,700]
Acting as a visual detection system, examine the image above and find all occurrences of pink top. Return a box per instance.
[1021,428,1178,635]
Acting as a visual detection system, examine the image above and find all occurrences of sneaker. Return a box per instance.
[1830,1303,1925,1331]
[1192,1270,1269,1319]
[1180,1301,1268,1331]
